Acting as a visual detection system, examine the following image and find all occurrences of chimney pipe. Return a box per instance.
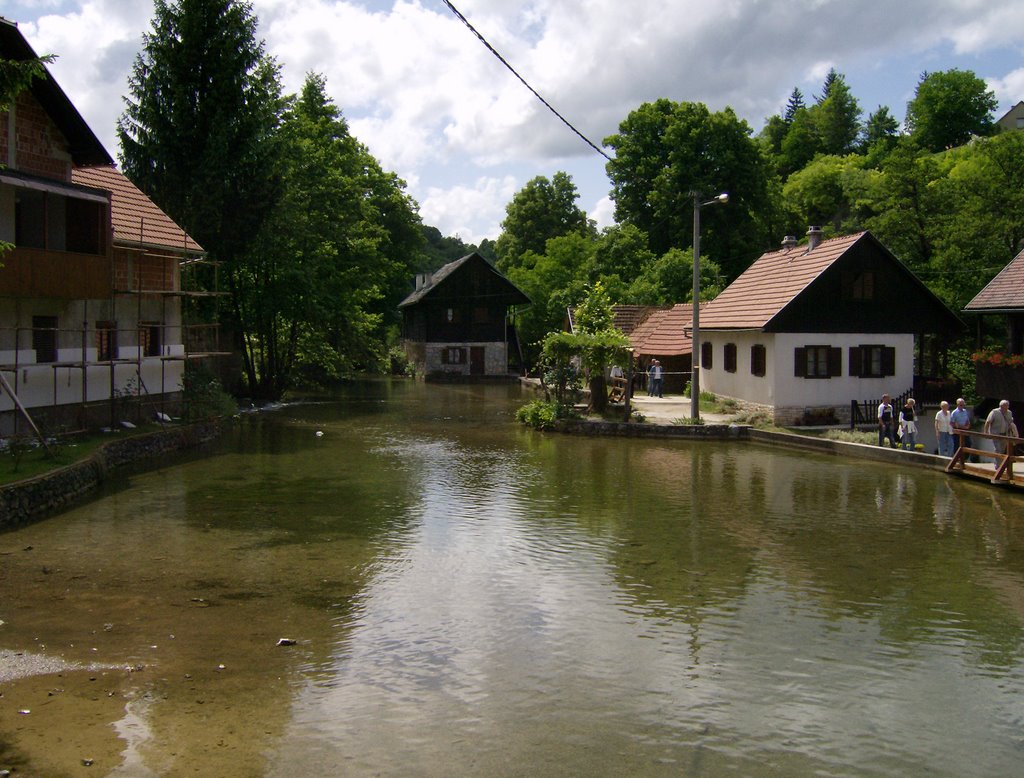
[415,273,430,290]
[781,235,798,249]
[807,226,823,251]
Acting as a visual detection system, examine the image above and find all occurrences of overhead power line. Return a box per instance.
[441,0,612,162]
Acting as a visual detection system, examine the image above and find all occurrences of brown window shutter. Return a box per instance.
[849,346,863,378]
[829,347,842,378]
[794,347,806,377]
[882,346,895,376]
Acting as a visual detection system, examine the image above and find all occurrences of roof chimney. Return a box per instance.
[807,226,823,251]
[415,272,430,291]
[781,235,798,249]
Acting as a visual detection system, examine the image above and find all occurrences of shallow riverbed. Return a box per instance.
[2,380,1024,776]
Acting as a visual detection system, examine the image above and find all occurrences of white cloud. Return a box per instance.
[418,175,518,244]
[11,0,1024,242]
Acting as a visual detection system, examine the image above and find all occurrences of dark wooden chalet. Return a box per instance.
[399,253,530,379]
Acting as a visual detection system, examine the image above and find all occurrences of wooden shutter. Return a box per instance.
[794,347,806,377]
[828,347,842,378]
[881,346,896,376]
[849,346,863,378]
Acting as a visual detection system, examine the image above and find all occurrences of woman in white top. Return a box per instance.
[934,400,953,457]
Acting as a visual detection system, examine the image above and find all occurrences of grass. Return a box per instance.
[0,427,152,487]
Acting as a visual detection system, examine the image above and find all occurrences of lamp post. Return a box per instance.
[690,191,729,421]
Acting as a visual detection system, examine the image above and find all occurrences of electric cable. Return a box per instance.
[440,0,612,162]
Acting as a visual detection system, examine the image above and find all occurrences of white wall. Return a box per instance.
[703,330,915,411]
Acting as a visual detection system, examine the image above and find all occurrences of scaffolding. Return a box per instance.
[0,222,228,438]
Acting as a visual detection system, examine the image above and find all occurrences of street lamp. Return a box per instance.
[690,191,728,421]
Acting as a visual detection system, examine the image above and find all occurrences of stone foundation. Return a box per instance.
[0,420,221,530]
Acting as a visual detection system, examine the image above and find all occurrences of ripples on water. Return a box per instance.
[4,381,1024,776]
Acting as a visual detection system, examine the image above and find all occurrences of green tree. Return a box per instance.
[778,106,822,177]
[118,0,285,392]
[784,87,805,124]
[905,69,997,152]
[626,247,724,305]
[862,105,901,154]
[605,99,772,281]
[782,154,866,232]
[238,74,421,396]
[813,68,862,156]
[495,172,591,271]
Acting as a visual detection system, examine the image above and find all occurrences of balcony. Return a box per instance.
[975,361,1024,402]
[0,246,112,298]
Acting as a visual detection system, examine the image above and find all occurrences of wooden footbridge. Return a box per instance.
[946,429,1024,488]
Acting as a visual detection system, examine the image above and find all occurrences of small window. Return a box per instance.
[794,345,841,379]
[701,341,713,370]
[32,315,58,363]
[750,344,766,377]
[842,271,875,301]
[96,320,117,362]
[139,322,162,357]
[444,308,462,324]
[724,343,737,373]
[849,345,895,378]
[441,347,465,365]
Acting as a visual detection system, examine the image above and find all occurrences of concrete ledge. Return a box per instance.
[748,428,948,470]
[553,419,750,440]
[0,421,223,531]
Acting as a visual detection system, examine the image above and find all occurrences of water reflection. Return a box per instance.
[2,381,1024,776]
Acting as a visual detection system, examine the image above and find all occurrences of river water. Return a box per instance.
[2,381,1024,776]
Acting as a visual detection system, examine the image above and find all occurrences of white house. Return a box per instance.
[697,229,962,425]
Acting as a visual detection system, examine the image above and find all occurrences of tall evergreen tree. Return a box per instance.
[118,0,284,281]
[783,87,805,124]
[813,69,861,155]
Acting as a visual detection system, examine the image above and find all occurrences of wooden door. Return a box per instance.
[470,346,485,375]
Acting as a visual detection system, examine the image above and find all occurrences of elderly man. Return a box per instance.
[984,400,1019,438]
[950,397,972,455]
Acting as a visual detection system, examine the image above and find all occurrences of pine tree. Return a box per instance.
[783,88,805,124]
[118,0,284,268]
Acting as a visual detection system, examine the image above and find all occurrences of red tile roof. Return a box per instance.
[630,303,698,357]
[71,165,203,254]
[699,232,867,329]
[612,304,657,335]
[964,248,1024,311]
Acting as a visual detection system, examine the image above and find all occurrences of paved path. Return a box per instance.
[629,395,736,424]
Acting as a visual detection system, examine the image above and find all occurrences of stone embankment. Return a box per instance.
[0,422,222,530]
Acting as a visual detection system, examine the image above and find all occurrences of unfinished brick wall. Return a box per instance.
[6,93,73,180]
[111,247,178,292]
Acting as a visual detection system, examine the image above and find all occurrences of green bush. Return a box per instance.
[516,400,558,430]
[673,416,705,426]
[182,362,237,422]
[823,429,877,445]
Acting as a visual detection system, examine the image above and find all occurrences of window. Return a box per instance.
[750,344,766,377]
[441,347,466,365]
[139,322,162,357]
[444,307,462,324]
[724,343,737,373]
[96,321,117,362]
[32,315,58,363]
[849,344,895,378]
[701,341,713,370]
[794,345,841,378]
[842,271,875,301]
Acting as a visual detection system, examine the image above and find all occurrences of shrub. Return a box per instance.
[516,400,558,430]
[823,429,877,445]
[673,416,705,426]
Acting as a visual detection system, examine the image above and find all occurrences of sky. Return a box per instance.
[6,0,1024,245]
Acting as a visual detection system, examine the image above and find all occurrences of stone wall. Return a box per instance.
[0,421,222,530]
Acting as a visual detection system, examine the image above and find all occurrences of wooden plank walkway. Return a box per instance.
[946,429,1024,488]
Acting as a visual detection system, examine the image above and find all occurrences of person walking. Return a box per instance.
[899,397,918,450]
[984,399,1019,438]
[934,400,954,457]
[877,394,897,448]
[652,360,664,398]
[647,361,656,396]
[950,397,971,456]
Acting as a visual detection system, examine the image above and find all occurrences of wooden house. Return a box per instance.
[399,253,529,379]
[697,229,962,425]
[0,19,208,435]
[964,247,1024,414]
